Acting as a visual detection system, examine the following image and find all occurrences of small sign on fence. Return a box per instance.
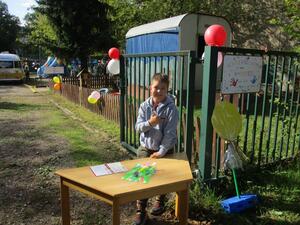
[221,55,263,94]
[44,66,64,75]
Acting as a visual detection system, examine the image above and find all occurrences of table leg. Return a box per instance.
[175,188,189,225]
[112,200,120,225]
[60,178,70,225]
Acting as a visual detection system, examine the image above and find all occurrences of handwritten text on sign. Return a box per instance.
[221,55,263,94]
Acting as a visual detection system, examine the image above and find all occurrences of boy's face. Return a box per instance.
[150,80,168,104]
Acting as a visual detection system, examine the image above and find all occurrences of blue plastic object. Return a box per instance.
[221,194,258,213]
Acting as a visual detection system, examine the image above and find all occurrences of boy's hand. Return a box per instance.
[150,152,162,158]
[148,113,160,126]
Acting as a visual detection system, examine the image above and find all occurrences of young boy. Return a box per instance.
[134,73,179,225]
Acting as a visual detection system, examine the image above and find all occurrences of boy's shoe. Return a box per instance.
[150,200,165,216]
[133,210,148,225]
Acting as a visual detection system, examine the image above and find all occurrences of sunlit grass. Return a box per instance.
[50,92,120,137]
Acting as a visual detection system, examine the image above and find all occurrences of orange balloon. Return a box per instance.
[53,83,61,91]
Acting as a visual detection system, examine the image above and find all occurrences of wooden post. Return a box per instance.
[60,178,70,225]
[175,188,189,225]
[79,76,82,106]
[112,198,120,225]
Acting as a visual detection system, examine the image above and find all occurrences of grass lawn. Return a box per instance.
[47,90,130,167]
[188,158,300,225]
[2,84,298,225]
[0,85,134,225]
[51,90,300,225]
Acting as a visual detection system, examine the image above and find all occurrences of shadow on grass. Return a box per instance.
[189,206,299,225]
[0,117,44,139]
[0,101,42,111]
[256,218,298,225]
[248,166,300,188]
[71,144,129,167]
[260,195,300,214]
[147,219,180,225]
[0,81,23,86]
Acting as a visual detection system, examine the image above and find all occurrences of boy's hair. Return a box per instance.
[151,73,169,86]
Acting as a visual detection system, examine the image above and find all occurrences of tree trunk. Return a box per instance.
[79,56,88,72]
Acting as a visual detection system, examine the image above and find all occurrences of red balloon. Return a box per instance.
[108,47,120,59]
[204,25,227,46]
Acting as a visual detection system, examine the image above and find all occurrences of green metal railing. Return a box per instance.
[119,51,197,162]
[200,46,300,181]
[119,46,300,181]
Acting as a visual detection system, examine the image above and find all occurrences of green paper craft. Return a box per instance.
[122,162,156,183]
[211,101,242,141]
[211,102,247,199]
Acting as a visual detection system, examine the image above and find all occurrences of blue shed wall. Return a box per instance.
[126,31,179,54]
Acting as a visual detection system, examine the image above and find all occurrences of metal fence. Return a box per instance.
[119,47,300,181]
[49,46,300,182]
[200,46,300,181]
[119,51,197,164]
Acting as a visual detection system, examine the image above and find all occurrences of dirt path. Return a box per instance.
[0,84,180,225]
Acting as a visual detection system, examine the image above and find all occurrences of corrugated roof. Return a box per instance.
[126,14,187,38]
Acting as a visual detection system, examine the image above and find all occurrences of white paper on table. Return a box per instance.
[90,162,127,176]
[90,165,112,176]
[107,162,127,173]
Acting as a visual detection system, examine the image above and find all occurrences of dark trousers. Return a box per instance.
[136,146,173,211]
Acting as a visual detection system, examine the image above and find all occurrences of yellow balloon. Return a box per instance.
[53,76,61,83]
[88,96,98,104]
[211,102,242,141]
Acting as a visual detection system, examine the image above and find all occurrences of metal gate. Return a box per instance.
[119,51,197,163]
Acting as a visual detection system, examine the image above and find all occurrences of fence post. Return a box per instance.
[185,51,197,163]
[79,76,82,106]
[199,46,218,180]
[119,55,126,143]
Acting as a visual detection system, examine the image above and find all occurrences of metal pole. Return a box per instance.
[199,46,218,180]
[119,56,125,143]
[184,51,196,163]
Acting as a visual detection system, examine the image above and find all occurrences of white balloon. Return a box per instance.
[201,51,223,68]
[107,59,120,75]
[217,52,223,67]
[201,52,205,61]
[90,91,101,100]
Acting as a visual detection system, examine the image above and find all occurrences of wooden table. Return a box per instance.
[55,153,193,225]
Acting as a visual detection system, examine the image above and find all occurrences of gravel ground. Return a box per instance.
[0,84,184,225]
